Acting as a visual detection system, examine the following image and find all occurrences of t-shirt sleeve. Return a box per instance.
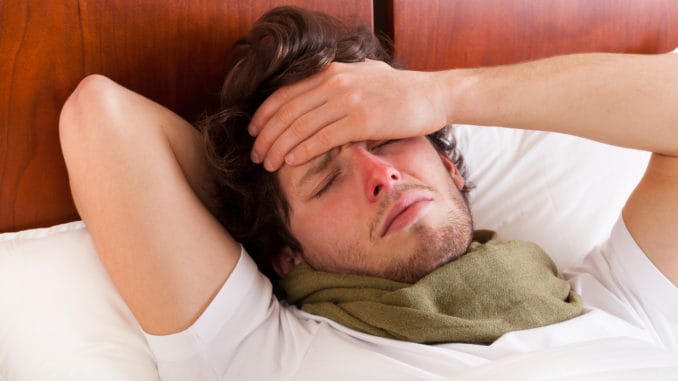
[141,247,303,380]
[565,215,678,351]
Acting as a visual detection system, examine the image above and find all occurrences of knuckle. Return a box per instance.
[276,104,297,125]
[328,72,351,89]
[346,89,364,106]
[325,62,342,75]
[255,129,279,151]
[276,85,293,100]
[259,92,284,115]
[294,141,311,160]
[289,122,307,140]
[253,136,271,156]
[357,98,370,115]
[251,102,273,123]
[314,129,333,149]
[266,145,285,168]
[268,146,282,162]
[353,108,368,128]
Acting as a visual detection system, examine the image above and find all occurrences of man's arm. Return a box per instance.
[451,53,678,286]
[451,53,678,156]
[623,153,678,286]
[249,53,678,285]
[59,75,240,335]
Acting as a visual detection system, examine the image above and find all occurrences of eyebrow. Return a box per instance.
[296,148,337,190]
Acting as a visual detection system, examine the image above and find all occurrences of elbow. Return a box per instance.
[59,74,120,163]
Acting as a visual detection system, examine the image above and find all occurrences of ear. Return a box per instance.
[440,154,465,191]
[272,247,304,277]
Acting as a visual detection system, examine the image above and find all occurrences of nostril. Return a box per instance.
[390,173,398,180]
[373,185,380,197]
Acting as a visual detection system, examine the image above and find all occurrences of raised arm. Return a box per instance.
[454,53,678,286]
[451,53,678,156]
[249,53,678,285]
[59,75,240,335]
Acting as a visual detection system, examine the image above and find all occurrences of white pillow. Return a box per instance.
[0,221,158,380]
[455,126,649,269]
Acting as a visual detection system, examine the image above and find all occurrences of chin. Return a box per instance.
[379,218,473,283]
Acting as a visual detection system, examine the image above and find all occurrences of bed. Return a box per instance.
[1,0,677,379]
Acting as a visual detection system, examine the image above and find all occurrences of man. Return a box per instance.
[60,6,677,380]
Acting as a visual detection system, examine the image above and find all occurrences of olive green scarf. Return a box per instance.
[281,232,582,344]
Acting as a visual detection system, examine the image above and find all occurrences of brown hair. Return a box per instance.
[200,6,470,285]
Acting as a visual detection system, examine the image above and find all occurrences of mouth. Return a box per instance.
[380,193,433,237]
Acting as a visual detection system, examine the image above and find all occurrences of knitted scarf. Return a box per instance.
[281,231,582,344]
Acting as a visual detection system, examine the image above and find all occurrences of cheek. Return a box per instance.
[289,196,361,252]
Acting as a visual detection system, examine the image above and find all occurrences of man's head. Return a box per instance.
[275,136,474,283]
[201,6,473,288]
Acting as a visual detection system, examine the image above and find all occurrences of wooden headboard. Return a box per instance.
[388,0,678,70]
[2,0,677,233]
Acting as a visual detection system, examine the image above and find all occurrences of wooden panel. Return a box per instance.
[0,0,372,232]
[392,0,678,70]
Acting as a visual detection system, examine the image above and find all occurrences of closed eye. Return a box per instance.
[370,139,399,151]
[313,170,340,198]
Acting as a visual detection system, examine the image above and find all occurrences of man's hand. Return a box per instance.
[248,60,462,172]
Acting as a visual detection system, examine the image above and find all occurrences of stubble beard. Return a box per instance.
[301,186,474,284]
[379,190,474,283]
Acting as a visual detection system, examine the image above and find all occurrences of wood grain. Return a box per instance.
[4,0,676,233]
[391,0,678,70]
[0,0,372,232]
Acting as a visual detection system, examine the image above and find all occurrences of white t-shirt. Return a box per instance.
[144,217,678,380]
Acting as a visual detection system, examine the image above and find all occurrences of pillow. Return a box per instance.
[0,221,159,380]
[455,126,649,269]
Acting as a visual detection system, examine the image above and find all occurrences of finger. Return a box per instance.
[251,87,329,164]
[249,63,344,136]
[261,103,348,171]
[270,83,374,169]
[285,117,364,167]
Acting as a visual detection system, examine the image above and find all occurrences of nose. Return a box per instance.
[350,146,402,202]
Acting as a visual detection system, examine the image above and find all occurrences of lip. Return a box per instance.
[380,194,433,237]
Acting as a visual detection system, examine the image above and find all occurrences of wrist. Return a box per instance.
[433,68,480,126]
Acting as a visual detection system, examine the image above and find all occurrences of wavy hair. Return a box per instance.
[199,6,471,286]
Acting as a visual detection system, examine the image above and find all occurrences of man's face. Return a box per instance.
[276,137,473,283]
